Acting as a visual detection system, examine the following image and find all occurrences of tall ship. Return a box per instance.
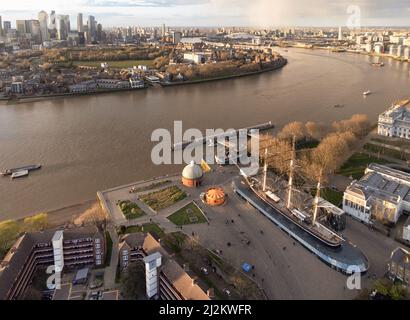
[245,146,344,248]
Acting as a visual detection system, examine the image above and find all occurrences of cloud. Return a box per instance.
[1,0,410,27]
[85,0,209,7]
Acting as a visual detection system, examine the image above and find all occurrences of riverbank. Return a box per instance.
[162,58,288,87]
[0,58,287,104]
[290,44,410,63]
[0,85,148,104]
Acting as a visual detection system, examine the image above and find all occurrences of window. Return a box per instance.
[123,250,128,256]
[96,259,102,265]
[96,254,101,260]
[95,238,100,244]
[96,243,101,249]
[96,249,101,255]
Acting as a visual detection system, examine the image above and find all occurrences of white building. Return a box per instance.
[403,217,410,242]
[183,52,205,64]
[343,164,410,225]
[129,77,145,89]
[10,82,24,94]
[378,99,410,139]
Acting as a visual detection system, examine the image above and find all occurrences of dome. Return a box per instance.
[206,188,225,201]
[205,187,226,206]
[182,161,203,180]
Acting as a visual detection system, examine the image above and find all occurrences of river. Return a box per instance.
[1,48,410,220]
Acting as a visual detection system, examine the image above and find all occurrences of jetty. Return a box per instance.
[172,121,275,151]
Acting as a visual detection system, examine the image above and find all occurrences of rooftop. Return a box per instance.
[345,164,410,204]
[142,233,210,300]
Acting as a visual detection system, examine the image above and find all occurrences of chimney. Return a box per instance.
[183,263,189,272]
[207,288,215,299]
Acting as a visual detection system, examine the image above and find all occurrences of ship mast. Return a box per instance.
[262,148,268,192]
[287,136,296,209]
[312,176,321,225]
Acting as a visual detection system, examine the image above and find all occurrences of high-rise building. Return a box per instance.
[338,27,343,41]
[161,23,166,37]
[96,23,103,42]
[38,11,49,42]
[16,20,27,34]
[3,21,11,35]
[30,20,41,43]
[77,13,83,32]
[49,10,56,30]
[0,16,3,37]
[87,15,96,42]
[56,15,70,40]
[172,31,182,44]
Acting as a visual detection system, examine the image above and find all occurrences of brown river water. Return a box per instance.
[1,48,410,220]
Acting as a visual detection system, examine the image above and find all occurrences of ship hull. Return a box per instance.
[251,186,343,248]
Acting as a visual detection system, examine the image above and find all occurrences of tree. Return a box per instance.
[277,121,307,141]
[120,261,146,300]
[23,213,48,232]
[74,204,107,227]
[332,114,371,138]
[302,131,357,182]
[305,121,327,141]
[0,220,20,253]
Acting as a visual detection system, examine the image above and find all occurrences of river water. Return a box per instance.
[1,48,410,220]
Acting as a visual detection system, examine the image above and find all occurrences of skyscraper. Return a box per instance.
[161,23,166,37]
[3,21,11,35]
[49,10,56,30]
[338,27,343,41]
[0,16,3,37]
[38,11,50,42]
[87,15,96,42]
[56,15,70,40]
[77,13,83,32]
[16,20,27,34]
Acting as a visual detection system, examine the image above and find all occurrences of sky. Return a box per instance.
[1,0,410,28]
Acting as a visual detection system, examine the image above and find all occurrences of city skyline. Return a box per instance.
[1,0,410,28]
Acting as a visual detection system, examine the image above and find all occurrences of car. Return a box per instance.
[223,288,232,297]
[89,279,103,289]
[200,267,209,275]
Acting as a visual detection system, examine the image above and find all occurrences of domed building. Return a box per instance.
[205,187,226,206]
[182,161,203,188]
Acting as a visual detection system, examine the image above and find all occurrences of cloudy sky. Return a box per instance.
[1,0,410,27]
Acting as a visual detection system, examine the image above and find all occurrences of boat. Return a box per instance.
[333,104,344,108]
[246,141,344,248]
[11,170,29,179]
[363,90,372,96]
[371,62,384,67]
[1,164,42,176]
[249,180,343,248]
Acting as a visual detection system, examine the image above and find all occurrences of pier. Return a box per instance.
[172,121,275,151]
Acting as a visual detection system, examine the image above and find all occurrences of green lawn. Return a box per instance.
[72,59,153,68]
[118,223,165,239]
[139,186,187,211]
[364,143,409,161]
[167,202,207,226]
[337,153,389,180]
[105,231,113,266]
[321,188,344,207]
[117,200,146,220]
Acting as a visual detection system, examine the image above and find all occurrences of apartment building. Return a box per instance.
[118,233,211,300]
[0,226,105,300]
